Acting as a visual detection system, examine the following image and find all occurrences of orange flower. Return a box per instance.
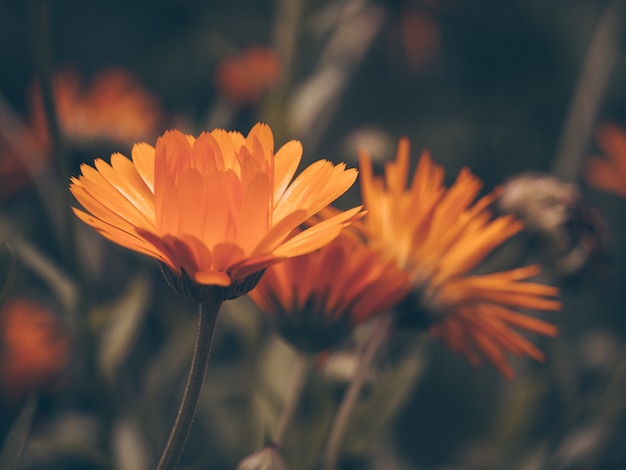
[249,230,410,352]
[214,46,282,106]
[71,123,362,298]
[0,67,162,200]
[359,139,561,379]
[398,7,441,73]
[30,67,163,146]
[583,123,626,198]
[0,298,70,404]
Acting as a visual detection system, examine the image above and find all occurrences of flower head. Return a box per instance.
[71,123,361,300]
[0,298,70,404]
[214,46,282,106]
[249,229,410,352]
[30,67,163,146]
[498,172,611,280]
[359,139,561,379]
[583,123,626,198]
[1,67,162,200]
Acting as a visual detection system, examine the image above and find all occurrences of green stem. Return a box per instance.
[551,0,625,181]
[273,351,313,447]
[26,0,77,271]
[321,316,392,470]
[156,301,222,470]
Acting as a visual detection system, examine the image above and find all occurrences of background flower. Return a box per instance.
[249,230,410,352]
[30,67,163,147]
[0,67,162,200]
[359,139,561,379]
[0,298,70,404]
[583,123,626,198]
[214,46,282,107]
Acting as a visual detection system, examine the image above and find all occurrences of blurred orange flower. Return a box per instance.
[583,123,626,198]
[214,46,282,106]
[30,67,163,146]
[71,123,362,296]
[0,67,162,200]
[0,298,70,404]
[358,139,561,379]
[398,7,441,73]
[249,230,410,352]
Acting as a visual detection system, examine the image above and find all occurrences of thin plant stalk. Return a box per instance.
[156,301,222,470]
[551,0,625,181]
[26,0,76,267]
[321,316,392,470]
[273,351,313,447]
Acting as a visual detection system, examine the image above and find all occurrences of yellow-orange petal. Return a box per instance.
[271,206,364,258]
[274,140,303,204]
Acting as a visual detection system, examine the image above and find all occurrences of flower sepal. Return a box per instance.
[160,264,265,304]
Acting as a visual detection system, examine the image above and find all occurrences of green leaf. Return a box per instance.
[0,393,37,470]
[11,237,77,313]
[94,274,151,382]
[0,243,16,309]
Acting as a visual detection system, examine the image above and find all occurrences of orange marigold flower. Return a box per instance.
[30,67,163,146]
[358,138,561,379]
[0,298,70,404]
[249,230,410,352]
[0,67,162,200]
[583,123,626,198]
[214,46,282,106]
[70,123,361,300]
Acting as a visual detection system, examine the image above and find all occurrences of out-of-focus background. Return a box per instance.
[1,0,626,469]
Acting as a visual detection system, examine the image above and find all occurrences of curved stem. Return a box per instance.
[156,301,222,470]
[551,0,625,181]
[321,316,392,470]
[273,351,313,447]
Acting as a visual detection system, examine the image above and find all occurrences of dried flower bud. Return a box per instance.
[498,172,611,280]
[237,445,288,470]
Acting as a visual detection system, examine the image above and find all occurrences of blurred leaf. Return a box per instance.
[11,237,78,313]
[94,274,151,382]
[112,417,149,470]
[0,393,37,470]
[20,412,107,469]
[0,243,16,309]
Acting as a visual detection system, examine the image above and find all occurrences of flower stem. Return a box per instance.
[321,316,392,470]
[551,0,626,181]
[156,301,222,470]
[26,0,76,265]
[273,351,313,447]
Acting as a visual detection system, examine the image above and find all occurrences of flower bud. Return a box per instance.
[237,445,288,470]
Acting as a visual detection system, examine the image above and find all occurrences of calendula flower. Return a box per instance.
[249,230,409,352]
[30,67,162,146]
[214,46,282,106]
[359,139,561,379]
[583,123,626,198]
[0,67,162,200]
[0,298,70,404]
[70,123,361,301]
